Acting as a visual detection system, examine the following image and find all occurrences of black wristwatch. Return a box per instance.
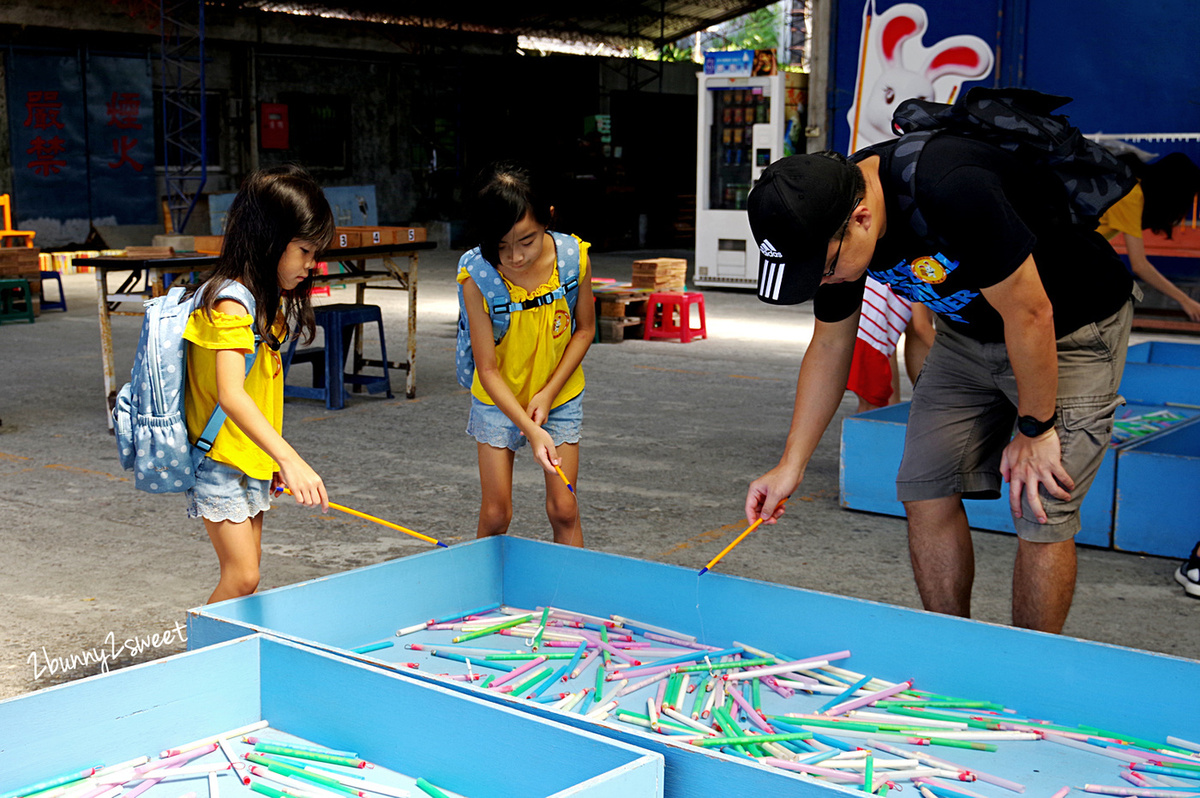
[1017,411,1057,438]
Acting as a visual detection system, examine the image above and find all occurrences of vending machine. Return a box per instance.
[693,51,806,289]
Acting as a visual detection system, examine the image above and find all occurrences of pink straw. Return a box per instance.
[488,655,547,687]
[725,681,774,732]
[824,679,913,716]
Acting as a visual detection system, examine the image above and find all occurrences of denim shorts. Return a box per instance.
[467,391,584,451]
[897,299,1133,543]
[186,456,272,523]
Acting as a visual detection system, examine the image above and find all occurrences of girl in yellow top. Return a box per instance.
[183,164,334,603]
[1096,152,1200,322]
[458,162,596,547]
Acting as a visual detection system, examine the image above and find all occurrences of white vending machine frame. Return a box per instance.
[693,71,786,289]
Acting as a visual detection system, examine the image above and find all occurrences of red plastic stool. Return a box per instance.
[644,291,707,343]
[311,261,331,297]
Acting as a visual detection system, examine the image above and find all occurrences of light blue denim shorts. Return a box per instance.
[186,456,272,523]
[467,391,584,451]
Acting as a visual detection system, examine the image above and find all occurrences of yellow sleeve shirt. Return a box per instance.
[182,308,285,480]
[1097,183,1144,241]
[457,236,589,409]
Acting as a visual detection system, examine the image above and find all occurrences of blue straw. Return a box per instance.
[816,674,873,713]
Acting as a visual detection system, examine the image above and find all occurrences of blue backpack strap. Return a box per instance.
[193,281,260,458]
[553,232,582,329]
[461,248,513,342]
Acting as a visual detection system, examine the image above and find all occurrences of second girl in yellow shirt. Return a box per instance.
[457,162,595,547]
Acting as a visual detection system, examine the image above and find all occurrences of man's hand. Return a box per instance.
[745,463,801,525]
[1000,428,1074,524]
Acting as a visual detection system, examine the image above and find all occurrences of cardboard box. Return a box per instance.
[330,227,427,248]
[632,258,688,290]
[391,225,426,243]
[191,235,224,254]
[0,634,663,798]
[189,536,1200,798]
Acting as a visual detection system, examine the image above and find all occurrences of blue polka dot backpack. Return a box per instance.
[454,231,582,389]
[112,281,259,493]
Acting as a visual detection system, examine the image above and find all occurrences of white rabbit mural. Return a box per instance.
[846,1,994,152]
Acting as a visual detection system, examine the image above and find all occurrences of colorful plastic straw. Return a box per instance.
[698,498,789,575]
[414,777,451,798]
[280,488,447,548]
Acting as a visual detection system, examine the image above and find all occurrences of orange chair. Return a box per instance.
[0,194,36,248]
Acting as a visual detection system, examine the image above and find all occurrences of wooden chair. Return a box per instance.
[0,194,36,248]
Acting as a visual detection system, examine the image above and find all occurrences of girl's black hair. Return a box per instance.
[468,161,554,266]
[198,164,335,347]
[1125,152,1200,238]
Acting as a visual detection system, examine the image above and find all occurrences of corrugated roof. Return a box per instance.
[233,1,777,48]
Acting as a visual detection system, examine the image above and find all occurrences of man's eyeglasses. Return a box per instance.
[825,198,862,279]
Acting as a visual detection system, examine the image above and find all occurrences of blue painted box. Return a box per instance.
[841,342,1200,546]
[1114,416,1200,556]
[840,401,1119,545]
[1126,340,1200,367]
[0,634,663,798]
[188,536,1200,798]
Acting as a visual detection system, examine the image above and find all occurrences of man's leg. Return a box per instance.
[1004,298,1133,631]
[905,495,974,617]
[1012,537,1076,632]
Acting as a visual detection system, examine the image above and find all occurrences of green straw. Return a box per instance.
[415,778,451,798]
[485,652,573,660]
[253,743,367,768]
[766,715,881,734]
[689,676,710,718]
[451,614,531,644]
[250,783,288,798]
[1077,725,1192,755]
[874,700,1004,710]
[690,731,814,748]
[531,607,550,651]
[674,657,775,673]
[594,654,606,702]
[244,754,357,795]
[883,706,999,730]
[713,706,762,757]
[600,624,611,666]
[510,666,552,697]
[664,673,681,709]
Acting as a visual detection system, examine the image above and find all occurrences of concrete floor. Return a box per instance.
[1,249,1196,701]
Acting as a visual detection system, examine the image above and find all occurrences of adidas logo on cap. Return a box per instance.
[759,238,783,259]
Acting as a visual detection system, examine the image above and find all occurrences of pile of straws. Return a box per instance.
[1111,410,1187,444]
[374,603,1200,798]
[3,721,457,798]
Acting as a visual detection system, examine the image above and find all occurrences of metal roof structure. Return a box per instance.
[229,1,778,49]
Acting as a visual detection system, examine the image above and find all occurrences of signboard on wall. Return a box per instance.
[5,51,158,246]
[86,55,158,225]
[6,51,89,244]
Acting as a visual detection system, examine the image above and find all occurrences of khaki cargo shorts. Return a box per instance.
[896,299,1133,543]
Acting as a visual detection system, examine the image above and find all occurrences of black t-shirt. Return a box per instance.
[813,135,1132,342]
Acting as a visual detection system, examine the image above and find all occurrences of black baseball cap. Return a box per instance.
[747,154,859,304]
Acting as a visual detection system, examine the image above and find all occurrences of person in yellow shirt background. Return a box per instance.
[457,162,596,547]
[184,164,334,603]
[1097,152,1200,322]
